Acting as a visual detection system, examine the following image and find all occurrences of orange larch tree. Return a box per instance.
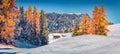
[0,0,16,44]
[33,6,40,34]
[79,14,90,35]
[88,5,99,34]
[32,6,41,45]
[96,5,109,35]
[72,5,109,36]
[88,5,109,35]
[26,5,32,23]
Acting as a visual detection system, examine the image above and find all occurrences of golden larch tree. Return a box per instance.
[26,5,32,23]
[0,0,16,44]
[72,5,109,36]
[79,14,90,35]
[33,6,40,34]
[96,5,109,35]
[88,5,99,34]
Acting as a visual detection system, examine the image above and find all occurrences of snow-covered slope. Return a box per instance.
[18,35,120,54]
[0,24,120,54]
[107,24,120,38]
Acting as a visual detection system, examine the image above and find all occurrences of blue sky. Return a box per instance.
[16,0,120,24]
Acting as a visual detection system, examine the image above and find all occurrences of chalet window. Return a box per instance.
[53,35,60,39]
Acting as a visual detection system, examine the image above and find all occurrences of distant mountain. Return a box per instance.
[45,13,85,33]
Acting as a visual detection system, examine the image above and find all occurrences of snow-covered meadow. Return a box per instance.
[0,24,120,54]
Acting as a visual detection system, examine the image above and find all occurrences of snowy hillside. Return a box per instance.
[22,35,120,54]
[0,24,120,54]
[107,24,120,38]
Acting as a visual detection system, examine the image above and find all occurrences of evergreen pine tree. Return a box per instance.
[18,6,42,46]
[72,23,80,36]
[19,6,24,18]
[17,5,33,45]
[16,6,26,42]
[40,10,48,45]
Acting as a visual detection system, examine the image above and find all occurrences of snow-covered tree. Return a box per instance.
[20,5,33,45]
[32,6,41,46]
[17,5,42,46]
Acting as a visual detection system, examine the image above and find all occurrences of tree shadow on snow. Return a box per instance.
[0,48,12,50]
[0,52,17,54]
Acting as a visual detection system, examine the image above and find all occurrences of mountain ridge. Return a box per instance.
[45,12,86,33]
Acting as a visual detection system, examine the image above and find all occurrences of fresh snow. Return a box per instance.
[107,24,120,38]
[21,35,120,54]
[0,24,120,54]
